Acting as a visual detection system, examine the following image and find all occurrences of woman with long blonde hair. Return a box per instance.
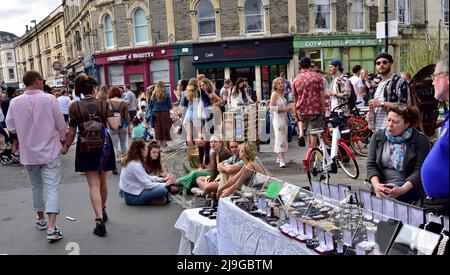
[270,77,290,168]
[149,81,172,148]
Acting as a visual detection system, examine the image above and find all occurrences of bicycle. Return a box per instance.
[304,101,359,185]
[347,105,373,157]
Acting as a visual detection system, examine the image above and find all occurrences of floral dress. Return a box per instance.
[272,96,288,153]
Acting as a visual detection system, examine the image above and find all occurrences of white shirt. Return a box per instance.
[58,95,71,115]
[119,161,165,195]
[349,76,365,107]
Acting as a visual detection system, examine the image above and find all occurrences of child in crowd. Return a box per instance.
[131,115,145,141]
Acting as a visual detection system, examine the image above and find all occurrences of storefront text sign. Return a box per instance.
[297,39,378,48]
[107,52,154,62]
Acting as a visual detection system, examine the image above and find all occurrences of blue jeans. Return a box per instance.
[123,185,168,205]
[24,156,61,214]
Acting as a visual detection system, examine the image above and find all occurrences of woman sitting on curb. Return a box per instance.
[144,141,179,194]
[218,142,266,198]
[119,139,177,205]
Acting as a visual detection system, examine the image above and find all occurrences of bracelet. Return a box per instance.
[438,230,449,255]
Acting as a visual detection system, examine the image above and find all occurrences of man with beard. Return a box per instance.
[367,53,411,130]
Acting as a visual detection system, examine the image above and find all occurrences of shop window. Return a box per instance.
[261,65,286,100]
[8,69,14,80]
[314,0,331,32]
[244,0,265,34]
[108,64,124,86]
[444,0,449,25]
[349,47,375,74]
[196,0,216,37]
[151,59,171,93]
[103,14,114,49]
[352,0,364,31]
[133,8,149,44]
[396,0,410,25]
[323,48,343,70]
[99,65,105,86]
[198,68,224,90]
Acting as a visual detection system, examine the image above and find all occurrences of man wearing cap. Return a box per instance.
[367,52,411,130]
[292,57,325,148]
[326,59,349,112]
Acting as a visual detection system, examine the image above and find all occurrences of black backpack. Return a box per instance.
[346,79,358,111]
[76,101,105,153]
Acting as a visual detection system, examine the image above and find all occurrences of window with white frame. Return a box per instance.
[6,53,13,63]
[352,0,364,31]
[396,0,410,25]
[314,0,331,31]
[244,0,265,34]
[103,14,114,49]
[133,8,149,44]
[196,0,216,36]
[444,0,449,25]
[8,69,15,80]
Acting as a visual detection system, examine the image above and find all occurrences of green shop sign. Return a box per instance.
[295,38,379,48]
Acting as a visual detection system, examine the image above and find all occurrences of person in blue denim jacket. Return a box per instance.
[149,81,173,148]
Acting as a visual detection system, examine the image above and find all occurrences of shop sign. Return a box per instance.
[107,52,154,62]
[83,55,96,68]
[192,37,293,64]
[297,39,378,48]
[52,61,62,71]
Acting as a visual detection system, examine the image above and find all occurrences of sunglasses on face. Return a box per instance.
[376,60,389,66]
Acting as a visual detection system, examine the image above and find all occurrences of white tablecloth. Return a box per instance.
[174,207,217,255]
[216,198,318,255]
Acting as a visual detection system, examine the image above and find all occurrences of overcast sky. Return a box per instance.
[0,0,62,37]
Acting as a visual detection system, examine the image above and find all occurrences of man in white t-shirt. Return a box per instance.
[57,90,71,123]
[349,65,366,107]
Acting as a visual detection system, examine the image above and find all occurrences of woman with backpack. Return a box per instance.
[108,87,131,163]
[61,74,118,237]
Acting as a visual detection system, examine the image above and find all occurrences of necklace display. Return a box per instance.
[437,229,449,256]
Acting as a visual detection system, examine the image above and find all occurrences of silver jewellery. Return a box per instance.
[438,229,449,256]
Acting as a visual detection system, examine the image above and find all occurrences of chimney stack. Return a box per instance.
[26,25,29,32]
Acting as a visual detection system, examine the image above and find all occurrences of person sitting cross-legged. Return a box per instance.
[119,139,177,206]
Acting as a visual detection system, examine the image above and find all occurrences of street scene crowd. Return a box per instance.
[0,52,448,249]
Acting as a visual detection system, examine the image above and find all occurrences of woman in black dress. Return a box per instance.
[61,74,117,237]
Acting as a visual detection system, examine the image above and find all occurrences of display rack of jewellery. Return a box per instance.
[229,177,449,255]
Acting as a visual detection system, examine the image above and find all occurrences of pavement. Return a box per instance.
[0,131,368,255]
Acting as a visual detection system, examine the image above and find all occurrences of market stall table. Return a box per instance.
[174,207,217,255]
[215,198,318,255]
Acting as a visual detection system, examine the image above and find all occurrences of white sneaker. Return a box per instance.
[190,187,204,196]
[279,159,287,168]
[276,158,281,164]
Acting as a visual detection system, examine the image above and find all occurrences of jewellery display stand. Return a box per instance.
[228,172,445,255]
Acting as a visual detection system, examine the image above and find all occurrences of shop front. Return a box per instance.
[83,54,97,81]
[192,37,293,101]
[95,46,174,95]
[294,35,380,74]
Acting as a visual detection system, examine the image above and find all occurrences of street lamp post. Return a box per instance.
[30,20,43,75]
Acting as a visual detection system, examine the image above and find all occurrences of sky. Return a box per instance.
[0,0,62,37]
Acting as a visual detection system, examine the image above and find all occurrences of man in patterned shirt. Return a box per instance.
[367,53,411,130]
[292,57,325,148]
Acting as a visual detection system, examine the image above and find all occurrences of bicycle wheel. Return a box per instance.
[337,143,359,179]
[349,129,372,157]
[306,148,329,184]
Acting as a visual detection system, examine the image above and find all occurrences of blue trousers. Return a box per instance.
[123,185,168,205]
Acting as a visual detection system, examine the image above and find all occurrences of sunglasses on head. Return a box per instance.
[376,60,389,66]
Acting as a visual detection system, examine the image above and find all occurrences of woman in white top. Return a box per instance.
[119,139,176,205]
[229,78,254,108]
[270,77,290,168]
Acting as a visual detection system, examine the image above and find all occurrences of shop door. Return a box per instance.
[230,67,255,88]
[129,74,145,96]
